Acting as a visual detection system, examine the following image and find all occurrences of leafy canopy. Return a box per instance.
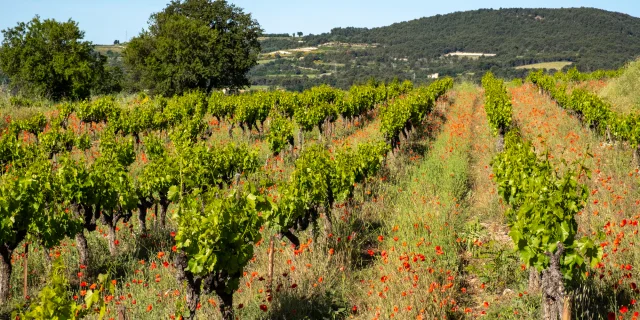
[124,0,262,96]
[0,16,106,100]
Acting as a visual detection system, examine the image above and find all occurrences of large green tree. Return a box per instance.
[0,16,106,100]
[124,0,262,96]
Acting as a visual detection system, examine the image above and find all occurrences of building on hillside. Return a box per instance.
[444,51,496,57]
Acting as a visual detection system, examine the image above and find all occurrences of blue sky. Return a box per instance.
[0,0,638,44]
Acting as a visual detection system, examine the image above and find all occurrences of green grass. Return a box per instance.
[314,61,346,67]
[247,85,272,91]
[94,45,125,55]
[515,61,573,70]
[600,58,640,113]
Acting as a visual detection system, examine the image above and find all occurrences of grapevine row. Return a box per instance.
[380,77,454,147]
[0,79,453,319]
[528,70,640,162]
[483,72,602,317]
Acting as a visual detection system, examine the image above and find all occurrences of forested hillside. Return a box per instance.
[305,8,640,70]
[253,8,640,90]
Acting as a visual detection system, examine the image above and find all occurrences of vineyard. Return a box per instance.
[3,63,640,320]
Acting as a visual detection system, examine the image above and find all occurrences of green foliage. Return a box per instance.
[291,144,333,208]
[273,91,299,118]
[83,272,115,320]
[528,70,640,145]
[99,129,136,167]
[294,85,342,132]
[76,96,120,124]
[339,84,378,119]
[0,159,83,250]
[0,131,38,168]
[331,141,390,203]
[491,131,602,286]
[174,184,271,289]
[0,16,107,100]
[266,114,294,155]
[482,72,512,135]
[163,91,208,126]
[11,113,47,137]
[601,58,640,111]
[233,91,275,131]
[380,78,453,144]
[15,259,87,320]
[266,144,333,231]
[38,125,82,157]
[110,98,165,137]
[555,66,622,82]
[123,0,262,96]
[208,91,235,121]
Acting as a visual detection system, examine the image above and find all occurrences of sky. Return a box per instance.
[0,0,638,44]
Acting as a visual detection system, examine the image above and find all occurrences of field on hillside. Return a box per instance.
[3,65,640,320]
[515,61,573,70]
[94,45,125,55]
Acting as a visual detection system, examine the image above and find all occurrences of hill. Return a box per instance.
[253,8,640,90]
[305,8,640,70]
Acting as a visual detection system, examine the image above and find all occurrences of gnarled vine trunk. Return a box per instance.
[137,199,153,234]
[215,288,234,320]
[107,223,118,256]
[0,244,13,303]
[542,243,566,320]
[159,198,170,229]
[529,267,541,292]
[298,129,304,151]
[75,231,90,268]
[175,253,202,320]
[496,127,505,152]
[185,278,203,320]
[280,229,300,249]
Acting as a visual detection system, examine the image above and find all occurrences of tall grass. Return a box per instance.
[601,58,640,114]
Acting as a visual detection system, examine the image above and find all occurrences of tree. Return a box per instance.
[297,31,303,37]
[113,39,120,45]
[0,16,106,100]
[124,0,262,96]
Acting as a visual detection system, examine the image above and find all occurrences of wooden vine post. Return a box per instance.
[23,242,28,299]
